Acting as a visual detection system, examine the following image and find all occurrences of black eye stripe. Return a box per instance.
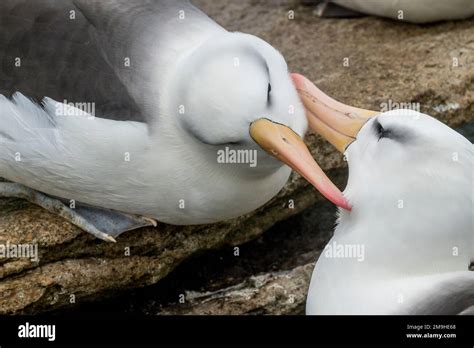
[375,121,392,140]
[373,119,413,143]
[266,83,272,106]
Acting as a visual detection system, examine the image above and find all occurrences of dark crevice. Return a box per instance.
[51,196,338,316]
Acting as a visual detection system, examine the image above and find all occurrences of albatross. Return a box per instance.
[0,0,354,242]
[319,0,474,23]
[292,74,474,314]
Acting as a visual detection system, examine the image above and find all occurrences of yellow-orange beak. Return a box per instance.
[291,73,379,153]
[249,118,352,211]
[249,74,379,212]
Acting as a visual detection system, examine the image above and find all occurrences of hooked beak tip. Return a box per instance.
[249,118,352,211]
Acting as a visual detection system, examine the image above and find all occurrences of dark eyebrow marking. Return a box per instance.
[257,54,271,107]
[373,119,415,143]
[267,83,272,106]
[245,48,271,106]
[246,48,269,75]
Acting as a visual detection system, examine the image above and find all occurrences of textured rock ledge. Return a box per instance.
[0,174,320,314]
[154,262,474,315]
[158,263,314,315]
[0,0,473,314]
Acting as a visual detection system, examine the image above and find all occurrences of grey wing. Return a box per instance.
[460,306,474,315]
[407,272,474,315]
[0,0,223,122]
[72,0,225,122]
[0,0,142,121]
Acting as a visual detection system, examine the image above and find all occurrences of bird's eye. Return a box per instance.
[375,120,391,141]
[267,83,272,103]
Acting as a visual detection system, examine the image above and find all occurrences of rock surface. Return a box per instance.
[158,263,315,315]
[0,0,473,314]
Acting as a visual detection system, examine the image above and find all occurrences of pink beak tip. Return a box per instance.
[340,199,352,212]
[290,72,353,213]
[329,192,352,212]
[290,73,305,86]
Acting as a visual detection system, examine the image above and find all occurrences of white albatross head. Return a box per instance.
[343,110,473,214]
[169,32,351,210]
[293,73,473,273]
[294,73,473,315]
[341,110,473,273]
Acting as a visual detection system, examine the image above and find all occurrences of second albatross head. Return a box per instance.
[292,73,473,242]
[292,73,473,315]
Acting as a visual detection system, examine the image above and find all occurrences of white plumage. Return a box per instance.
[306,110,474,314]
[0,0,309,228]
[332,0,474,23]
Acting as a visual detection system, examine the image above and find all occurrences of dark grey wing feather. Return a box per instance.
[0,0,222,122]
[0,0,142,121]
[408,272,474,315]
[72,0,224,122]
